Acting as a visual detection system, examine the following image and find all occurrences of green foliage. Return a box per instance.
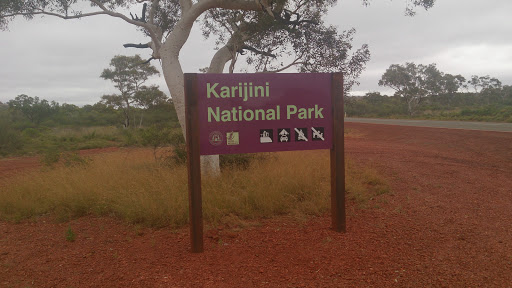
[65,226,76,242]
[378,63,466,115]
[170,143,187,165]
[140,125,172,160]
[41,148,61,167]
[166,130,187,165]
[62,152,90,168]
[121,129,138,146]
[347,88,512,123]
[133,86,168,109]
[467,75,502,92]
[347,64,511,122]
[346,92,407,118]
[0,109,23,156]
[22,128,40,138]
[0,92,180,158]
[220,154,253,169]
[8,94,59,125]
[100,55,163,128]
[220,153,272,170]
[140,126,171,148]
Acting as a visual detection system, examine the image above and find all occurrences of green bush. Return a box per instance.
[121,129,138,146]
[169,143,187,165]
[65,226,76,242]
[40,148,61,167]
[0,117,23,156]
[82,131,97,140]
[219,154,271,170]
[62,152,91,167]
[22,128,40,138]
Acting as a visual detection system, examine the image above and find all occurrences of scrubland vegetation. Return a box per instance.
[0,92,389,228]
[348,64,512,122]
[2,66,508,229]
[0,149,388,228]
[0,98,179,157]
[346,90,512,122]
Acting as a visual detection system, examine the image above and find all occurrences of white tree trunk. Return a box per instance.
[153,0,263,177]
[159,20,221,177]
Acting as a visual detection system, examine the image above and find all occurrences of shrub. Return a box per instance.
[121,129,138,146]
[22,127,40,138]
[0,119,23,156]
[65,226,76,242]
[169,143,187,166]
[219,153,272,170]
[140,126,172,160]
[62,152,91,167]
[40,148,61,167]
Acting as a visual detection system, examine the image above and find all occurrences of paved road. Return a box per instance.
[345,118,512,132]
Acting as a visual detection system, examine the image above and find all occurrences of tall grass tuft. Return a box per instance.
[0,149,388,227]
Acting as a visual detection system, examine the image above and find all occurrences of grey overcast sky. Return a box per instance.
[1,0,511,105]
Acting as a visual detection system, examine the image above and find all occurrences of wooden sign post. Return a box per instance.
[184,73,345,253]
[184,74,203,253]
[330,73,346,232]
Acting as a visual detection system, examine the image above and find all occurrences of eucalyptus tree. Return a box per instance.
[468,75,502,93]
[1,0,435,175]
[133,85,169,127]
[100,54,160,128]
[379,62,465,115]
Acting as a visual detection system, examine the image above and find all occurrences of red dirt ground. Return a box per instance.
[1,123,511,287]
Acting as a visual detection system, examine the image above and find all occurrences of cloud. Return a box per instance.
[1,0,512,103]
[328,0,512,93]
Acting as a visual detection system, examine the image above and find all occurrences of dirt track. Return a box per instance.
[1,123,511,287]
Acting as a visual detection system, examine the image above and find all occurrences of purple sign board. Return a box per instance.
[196,73,333,155]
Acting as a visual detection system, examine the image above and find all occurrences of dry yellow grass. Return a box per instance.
[0,148,388,227]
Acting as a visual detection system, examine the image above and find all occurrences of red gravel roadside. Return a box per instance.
[1,123,511,287]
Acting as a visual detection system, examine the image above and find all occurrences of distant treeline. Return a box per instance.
[346,87,512,122]
[346,62,512,123]
[1,96,179,129]
[0,95,180,157]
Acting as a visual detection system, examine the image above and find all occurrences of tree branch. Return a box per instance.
[89,0,147,28]
[260,56,304,73]
[88,0,162,55]
[123,43,151,49]
[162,0,262,60]
[142,57,155,64]
[239,45,276,58]
[274,9,318,28]
[2,10,107,20]
[130,3,147,23]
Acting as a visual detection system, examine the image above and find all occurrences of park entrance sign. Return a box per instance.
[184,73,345,252]
[197,74,332,155]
